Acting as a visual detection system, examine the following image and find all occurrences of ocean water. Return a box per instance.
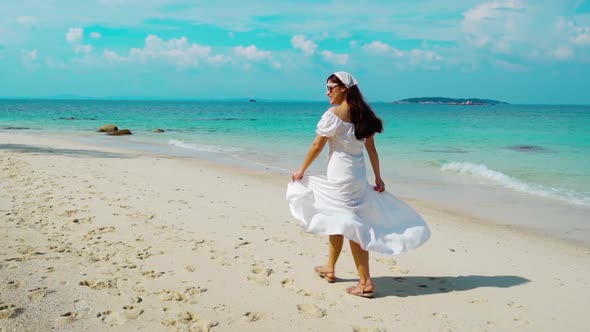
[1,99,589,243]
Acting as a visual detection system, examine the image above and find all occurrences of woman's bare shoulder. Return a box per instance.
[328,105,351,122]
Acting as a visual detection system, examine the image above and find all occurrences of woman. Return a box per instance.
[286,71,430,298]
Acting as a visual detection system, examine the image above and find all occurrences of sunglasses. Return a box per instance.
[326,82,339,93]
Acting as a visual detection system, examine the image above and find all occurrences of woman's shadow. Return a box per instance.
[339,275,530,298]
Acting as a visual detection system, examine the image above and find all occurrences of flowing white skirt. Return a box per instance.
[286,151,430,255]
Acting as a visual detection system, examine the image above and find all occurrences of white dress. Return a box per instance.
[286,110,430,255]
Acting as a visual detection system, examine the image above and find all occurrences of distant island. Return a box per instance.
[394,97,508,105]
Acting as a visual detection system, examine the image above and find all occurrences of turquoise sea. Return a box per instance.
[1,99,589,243]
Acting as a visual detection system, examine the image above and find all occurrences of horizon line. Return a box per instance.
[1,96,588,106]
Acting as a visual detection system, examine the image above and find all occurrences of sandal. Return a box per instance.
[314,266,336,283]
[345,284,375,298]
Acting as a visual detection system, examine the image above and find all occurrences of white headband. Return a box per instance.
[333,71,358,88]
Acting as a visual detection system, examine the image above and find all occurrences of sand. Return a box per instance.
[0,132,589,332]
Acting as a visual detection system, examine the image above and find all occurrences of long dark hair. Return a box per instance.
[328,74,383,140]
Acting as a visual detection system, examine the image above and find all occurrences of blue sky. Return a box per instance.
[1,0,589,104]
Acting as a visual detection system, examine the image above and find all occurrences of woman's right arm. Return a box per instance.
[292,135,329,181]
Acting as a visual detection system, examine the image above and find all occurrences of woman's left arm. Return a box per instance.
[292,135,329,181]
[365,135,385,192]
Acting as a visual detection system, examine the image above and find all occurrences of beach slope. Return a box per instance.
[0,132,589,331]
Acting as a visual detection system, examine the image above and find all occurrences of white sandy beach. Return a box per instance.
[1,131,589,332]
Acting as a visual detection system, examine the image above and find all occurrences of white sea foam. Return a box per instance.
[168,139,242,153]
[441,161,590,207]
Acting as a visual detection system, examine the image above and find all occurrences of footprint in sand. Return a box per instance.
[389,266,409,274]
[297,304,327,318]
[513,317,531,325]
[281,278,295,288]
[213,304,227,313]
[352,327,387,332]
[296,289,313,297]
[376,257,396,266]
[79,279,117,290]
[16,245,36,255]
[166,312,219,332]
[0,304,18,319]
[27,287,48,302]
[1,280,20,291]
[122,305,143,319]
[136,248,154,260]
[247,275,270,286]
[55,312,81,326]
[191,239,207,250]
[507,301,524,309]
[158,287,207,303]
[97,310,126,326]
[141,270,165,279]
[71,217,94,224]
[132,283,147,293]
[83,226,115,241]
[183,287,208,303]
[63,210,79,217]
[74,299,93,314]
[185,265,196,272]
[120,263,137,270]
[251,266,273,277]
[235,239,250,249]
[242,312,262,322]
[49,245,67,253]
[432,312,448,319]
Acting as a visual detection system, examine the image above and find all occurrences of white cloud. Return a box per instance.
[104,34,220,68]
[66,27,84,43]
[321,50,349,65]
[90,32,102,39]
[462,0,526,51]
[568,22,590,46]
[208,54,231,65]
[65,27,93,55]
[336,31,352,39]
[291,35,317,56]
[363,41,403,56]
[22,49,38,61]
[16,16,37,27]
[461,1,589,64]
[407,49,443,64]
[103,49,125,62]
[362,40,442,67]
[76,44,93,54]
[45,56,69,70]
[493,59,528,71]
[553,45,574,60]
[21,49,39,71]
[234,45,271,61]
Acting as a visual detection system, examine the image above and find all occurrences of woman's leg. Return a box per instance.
[327,234,343,269]
[315,235,343,280]
[348,240,374,295]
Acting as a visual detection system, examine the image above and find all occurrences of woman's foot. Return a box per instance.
[345,282,375,298]
[314,266,336,283]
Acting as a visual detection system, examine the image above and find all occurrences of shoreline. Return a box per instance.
[2,130,589,248]
[1,131,589,331]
